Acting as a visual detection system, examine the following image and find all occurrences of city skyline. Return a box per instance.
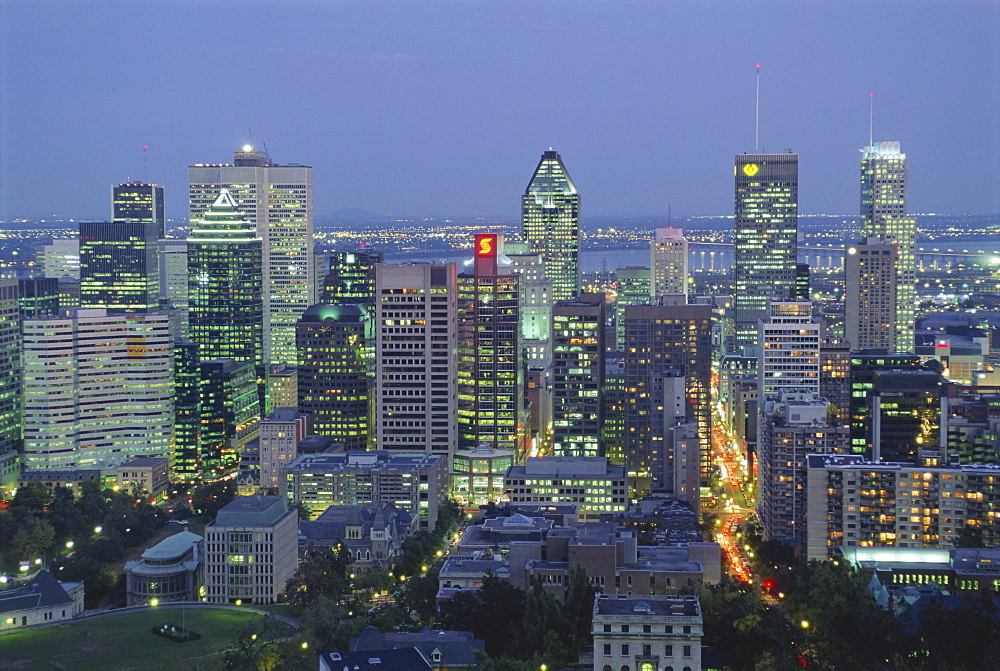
[0,2,997,221]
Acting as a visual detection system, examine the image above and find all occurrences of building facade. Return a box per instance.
[457,234,524,457]
[503,456,628,520]
[522,149,580,303]
[79,220,159,313]
[733,153,798,349]
[189,146,315,366]
[592,594,704,671]
[296,303,372,450]
[650,227,689,302]
[552,293,606,458]
[0,280,19,454]
[374,263,457,462]
[858,141,916,353]
[21,309,174,470]
[204,496,298,604]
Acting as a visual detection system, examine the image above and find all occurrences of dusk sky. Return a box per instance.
[1,1,997,221]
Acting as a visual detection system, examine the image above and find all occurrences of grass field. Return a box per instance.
[0,607,295,670]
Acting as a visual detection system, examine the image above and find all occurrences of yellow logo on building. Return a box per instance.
[742,163,760,177]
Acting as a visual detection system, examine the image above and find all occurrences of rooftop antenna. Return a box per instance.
[143,145,148,182]
[754,62,761,152]
[868,91,874,147]
[668,203,672,227]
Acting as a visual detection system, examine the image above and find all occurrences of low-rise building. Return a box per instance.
[17,469,106,496]
[282,451,448,529]
[843,545,1000,595]
[592,593,703,671]
[504,456,627,521]
[0,570,84,630]
[349,626,485,670]
[203,495,298,604]
[436,556,509,603]
[452,443,514,508]
[299,502,417,568]
[115,457,170,501]
[124,529,203,606]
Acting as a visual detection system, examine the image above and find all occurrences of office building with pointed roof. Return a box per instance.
[189,146,315,367]
[187,189,263,372]
[522,150,580,303]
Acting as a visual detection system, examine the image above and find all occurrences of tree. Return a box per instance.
[299,596,370,652]
[954,523,985,548]
[562,564,596,651]
[281,545,352,610]
[10,514,55,562]
[224,615,288,671]
[10,482,52,513]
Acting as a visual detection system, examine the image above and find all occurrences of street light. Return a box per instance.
[800,620,809,629]
[150,598,159,607]
[94,526,102,534]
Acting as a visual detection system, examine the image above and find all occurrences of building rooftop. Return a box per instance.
[118,457,168,469]
[286,450,444,472]
[0,571,75,614]
[593,593,701,618]
[212,495,290,528]
[139,530,202,561]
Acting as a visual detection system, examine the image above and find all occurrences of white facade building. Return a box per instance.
[592,594,704,671]
[259,408,310,493]
[189,145,315,366]
[650,227,688,301]
[22,309,175,470]
[758,300,820,399]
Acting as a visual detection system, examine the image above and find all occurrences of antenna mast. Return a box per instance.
[869,92,874,146]
[143,144,149,182]
[754,63,761,152]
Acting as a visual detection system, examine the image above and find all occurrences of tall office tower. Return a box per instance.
[819,338,851,426]
[650,227,688,301]
[173,339,201,481]
[551,293,606,458]
[79,221,159,313]
[733,153,798,348]
[522,149,580,303]
[374,263,458,463]
[259,408,310,493]
[614,266,651,350]
[848,350,924,457]
[795,263,810,301]
[112,183,165,238]
[505,241,553,367]
[0,281,20,454]
[187,189,264,376]
[867,369,942,465]
[17,278,60,318]
[21,309,174,470]
[457,234,525,458]
[758,301,820,399]
[199,359,260,479]
[189,145,315,366]
[602,355,627,467]
[158,239,189,334]
[623,304,713,490]
[37,239,80,279]
[758,394,849,544]
[858,141,916,353]
[322,248,383,305]
[295,303,373,450]
[845,240,898,351]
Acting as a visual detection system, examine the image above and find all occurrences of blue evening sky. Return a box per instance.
[0,0,997,221]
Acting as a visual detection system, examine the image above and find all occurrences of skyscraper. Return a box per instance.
[295,303,373,450]
[158,239,189,335]
[0,281,20,454]
[552,293,606,458]
[650,227,688,301]
[189,145,315,366]
[614,266,651,350]
[79,220,159,313]
[457,234,525,457]
[187,189,264,375]
[733,153,798,349]
[322,248,383,305]
[504,241,553,367]
[757,301,820,399]
[623,304,713,490]
[112,183,165,238]
[522,149,580,303]
[374,263,458,463]
[199,358,260,479]
[850,141,916,352]
[22,309,175,470]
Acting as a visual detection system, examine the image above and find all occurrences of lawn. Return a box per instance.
[0,607,295,670]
